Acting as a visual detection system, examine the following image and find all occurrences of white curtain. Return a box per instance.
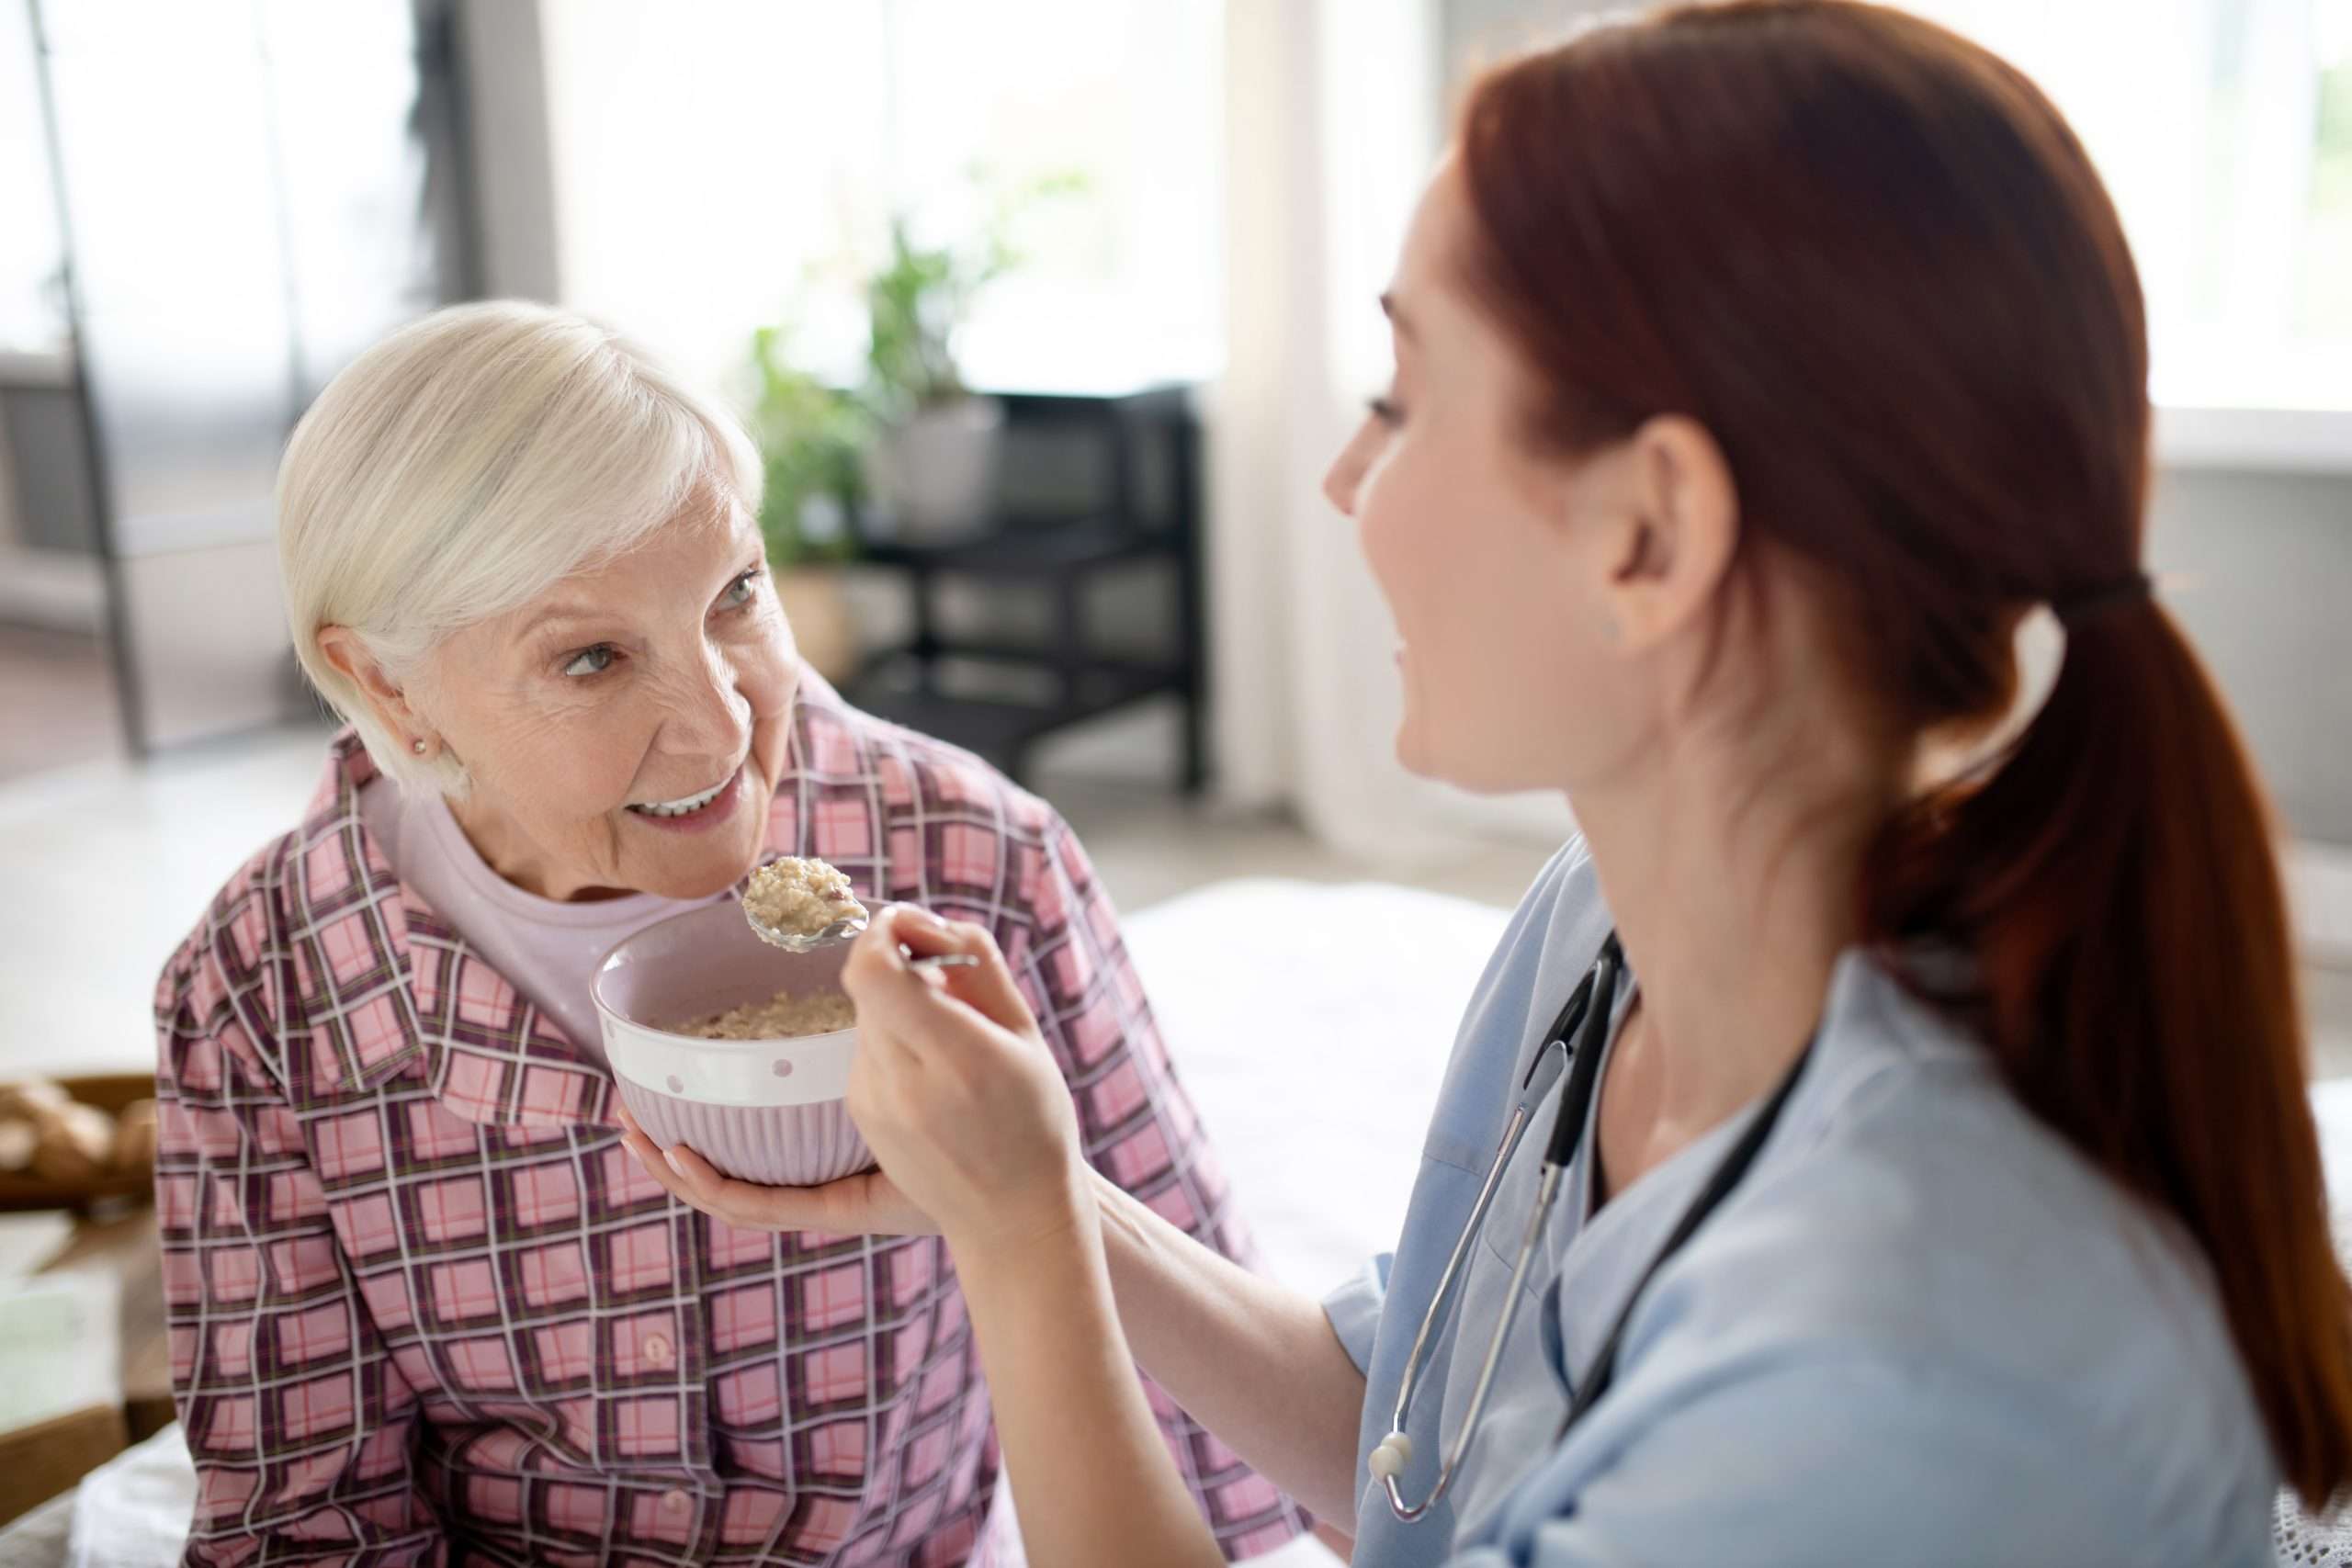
[1205,0,1573,863]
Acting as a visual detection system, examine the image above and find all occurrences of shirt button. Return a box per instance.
[642,1334,673,1367]
[661,1488,690,1516]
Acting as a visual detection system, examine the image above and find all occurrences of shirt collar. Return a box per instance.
[306,728,616,1127]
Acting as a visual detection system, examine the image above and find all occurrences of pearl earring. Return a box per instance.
[411,739,427,756]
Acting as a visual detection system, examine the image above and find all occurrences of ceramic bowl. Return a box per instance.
[593,902,872,1187]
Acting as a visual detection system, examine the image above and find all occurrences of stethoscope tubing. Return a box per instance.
[1375,935,1621,1520]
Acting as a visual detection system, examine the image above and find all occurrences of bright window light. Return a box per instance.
[542,0,1223,403]
[1903,0,2352,418]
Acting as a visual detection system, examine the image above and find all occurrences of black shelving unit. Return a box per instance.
[843,388,1206,793]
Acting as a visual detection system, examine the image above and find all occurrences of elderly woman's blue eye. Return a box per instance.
[563,645,616,677]
[725,570,761,608]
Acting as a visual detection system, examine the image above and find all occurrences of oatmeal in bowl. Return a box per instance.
[593,899,872,1187]
[672,988,858,1041]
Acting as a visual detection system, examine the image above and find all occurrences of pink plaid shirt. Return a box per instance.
[153,679,1308,1567]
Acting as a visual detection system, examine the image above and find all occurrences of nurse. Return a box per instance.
[625,2,2352,1562]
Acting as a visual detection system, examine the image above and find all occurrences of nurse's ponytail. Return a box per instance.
[1864,584,2352,1508]
[1456,0,2352,1508]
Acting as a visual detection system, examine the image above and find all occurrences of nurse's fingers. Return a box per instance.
[616,1081,940,1236]
[889,908,1036,1038]
[615,1105,759,1220]
[842,908,1001,1063]
[655,1141,831,1231]
[616,1106,728,1208]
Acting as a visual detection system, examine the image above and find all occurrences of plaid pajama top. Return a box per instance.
[153,679,1308,1567]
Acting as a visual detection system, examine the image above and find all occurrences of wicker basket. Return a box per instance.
[0,1074,157,1213]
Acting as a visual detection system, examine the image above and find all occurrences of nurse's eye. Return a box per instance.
[1369,395,1405,427]
[562,644,617,678]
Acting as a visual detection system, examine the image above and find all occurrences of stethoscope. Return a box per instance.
[1369,930,1816,1524]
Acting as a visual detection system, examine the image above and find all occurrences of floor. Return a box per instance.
[1,714,2346,1083]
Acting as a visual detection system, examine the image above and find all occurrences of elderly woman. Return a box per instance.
[151,302,1306,1566]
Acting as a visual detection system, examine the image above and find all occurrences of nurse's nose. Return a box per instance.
[1323,430,1372,517]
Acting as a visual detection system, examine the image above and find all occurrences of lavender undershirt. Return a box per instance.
[356,777,718,1064]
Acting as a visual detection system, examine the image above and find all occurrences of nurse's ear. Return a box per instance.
[1591,415,1740,653]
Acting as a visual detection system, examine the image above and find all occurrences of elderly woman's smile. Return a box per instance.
[628,770,741,821]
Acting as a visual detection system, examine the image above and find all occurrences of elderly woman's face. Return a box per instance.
[422,494,797,901]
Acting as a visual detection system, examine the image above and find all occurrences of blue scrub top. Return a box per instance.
[1322,840,2278,1566]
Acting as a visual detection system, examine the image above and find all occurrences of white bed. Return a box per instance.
[8,878,2349,1565]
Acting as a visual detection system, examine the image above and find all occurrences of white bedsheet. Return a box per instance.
[1114,877,1518,1567]
[18,877,2352,1566]
[1122,878,1515,1299]
[64,1424,193,1568]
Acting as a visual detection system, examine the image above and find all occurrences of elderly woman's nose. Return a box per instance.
[658,642,756,757]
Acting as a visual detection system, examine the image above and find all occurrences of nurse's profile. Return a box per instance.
[625,2,2352,1562]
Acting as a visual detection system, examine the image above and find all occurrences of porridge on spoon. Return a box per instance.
[741,856,867,944]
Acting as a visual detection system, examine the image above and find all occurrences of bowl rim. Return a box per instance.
[590,900,857,1050]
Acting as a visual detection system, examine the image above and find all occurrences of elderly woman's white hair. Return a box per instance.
[279,300,764,794]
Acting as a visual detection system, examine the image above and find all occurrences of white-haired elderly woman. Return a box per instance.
[152,301,1306,1567]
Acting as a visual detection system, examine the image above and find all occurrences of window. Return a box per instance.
[0,3,68,358]
[1905,0,2352,426]
[540,0,1223,402]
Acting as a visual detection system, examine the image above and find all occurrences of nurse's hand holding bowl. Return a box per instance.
[631,3,2352,1563]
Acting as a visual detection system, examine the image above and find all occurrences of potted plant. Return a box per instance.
[858,172,1088,539]
[740,172,1089,665]
[745,322,867,682]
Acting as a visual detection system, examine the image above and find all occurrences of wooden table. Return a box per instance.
[0,1202,170,1527]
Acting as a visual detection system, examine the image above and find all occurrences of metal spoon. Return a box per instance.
[742,905,978,972]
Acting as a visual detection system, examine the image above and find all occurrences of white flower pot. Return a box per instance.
[864,395,1005,540]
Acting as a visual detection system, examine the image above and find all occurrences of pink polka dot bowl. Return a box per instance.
[593,901,873,1188]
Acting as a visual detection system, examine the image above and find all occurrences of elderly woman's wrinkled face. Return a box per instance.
[420,493,797,901]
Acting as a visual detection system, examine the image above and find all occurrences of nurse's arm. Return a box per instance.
[1088,1167,1370,1527]
[954,1202,1229,1568]
[627,1121,1370,1535]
